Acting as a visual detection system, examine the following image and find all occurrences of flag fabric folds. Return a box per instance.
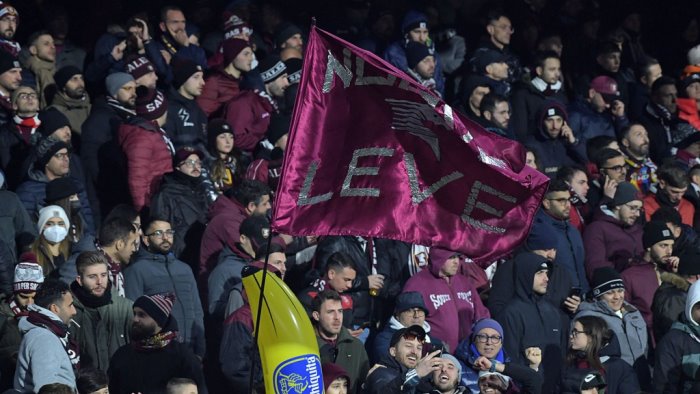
[271,26,550,265]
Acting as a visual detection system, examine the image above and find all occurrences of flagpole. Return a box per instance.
[248,233,273,394]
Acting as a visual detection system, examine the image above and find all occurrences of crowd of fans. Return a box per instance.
[2,0,700,393]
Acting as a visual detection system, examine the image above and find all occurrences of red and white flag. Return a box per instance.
[271,26,549,265]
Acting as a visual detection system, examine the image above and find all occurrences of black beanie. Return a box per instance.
[207,118,235,151]
[45,177,78,203]
[34,137,70,170]
[0,48,19,74]
[38,108,71,137]
[405,41,432,70]
[590,267,625,298]
[611,182,641,208]
[54,66,81,89]
[171,58,203,89]
[266,115,290,146]
[642,221,674,249]
[274,22,302,48]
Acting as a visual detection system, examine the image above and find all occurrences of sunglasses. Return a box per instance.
[401,330,426,343]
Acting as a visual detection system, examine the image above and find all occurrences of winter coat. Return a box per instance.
[371,317,443,364]
[80,97,133,222]
[620,259,662,338]
[223,90,273,153]
[315,236,405,326]
[196,70,241,117]
[488,251,573,318]
[207,245,252,319]
[219,304,263,392]
[317,327,370,394]
[567,98,628,144]
[0,190,36,294]
[124,248,205,357]
[384,41,445,96]
[510,81,567,141]
[0,296,21,390]
[678,97,700,131]
[401,258,490,352]
[69,285,133,371]
[108,336,206,394]
[534,209,589,292]
[118,117,174,211]
[364,351,428,394]
[165,88,208,150]
[49,92,91,135]
[150,172,209,261]
[652,271,689,343]
[643,192,695,227]
[575,300,647,367]
[639,103,674,164]
[495,252,568,394]
[0,121,33,189]
[55,41,86,71]
[470,38,523,85]
[526,103,587,178]
[198,196,247,280]
[653,281,700,393]
[14,306,76,392]
[582,206,644,278]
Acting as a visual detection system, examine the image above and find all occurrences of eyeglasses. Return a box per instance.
[53,151,69,160]
[404,308,425,318]
[474,334,502,344]
[17,92,37,101]
[623,203,643,213]
[179,159,202,168]
[602,165,626,173]
[146,229,175,238]
[546,197,571,204]
[570,328,587,338]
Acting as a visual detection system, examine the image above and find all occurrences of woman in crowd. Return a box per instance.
[30,205,71,278]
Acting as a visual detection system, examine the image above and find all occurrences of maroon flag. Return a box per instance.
[271,26,549,265]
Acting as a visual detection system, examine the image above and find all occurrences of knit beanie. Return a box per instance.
[38,108,71,138]
[0,2,18,20]
[173,146,204,167]
[172,58,203,89]
[54,66,81,89]
[222,38,250,66]
[45,177,78,203]
[406,41,432,69]
[478,371,510,390]
[37,205,70,234]
[0,47,19,74]
[125,56,155,80]
[134,86,167,120]
[590,267,625,298]
[440,354,463,376]
[611,182,641,207]
[13,252,43,293]
[472,318,504,339]
[322,363,350,392]
[105,72,134,98]
[274,22,302,48]
[401,10,428,34]
[689,44,700,66]
[266,115,289,146]
[133,293,175,328]
[34,137,70,170]
[285,58,302,85]
[394,291,428,315]
[642,221,674,249]
[259,57,287,83]
[207,118,234,150]
[223,12,252,38]
[526,222,558,251]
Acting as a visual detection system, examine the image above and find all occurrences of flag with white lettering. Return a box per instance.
[271,26,549,265]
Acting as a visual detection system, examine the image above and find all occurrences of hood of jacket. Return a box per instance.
[53,91,91,109]
[217,244,253,266]
[599,330,623,361]
[513,252,550,301]
[537,100,569,140]
[386,315,432,334]
[207,193,246,220]
[660,271,691,292]
[18,304,65,334]
[685,280,700,326]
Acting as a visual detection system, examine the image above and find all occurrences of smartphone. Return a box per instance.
[568,287,582,299]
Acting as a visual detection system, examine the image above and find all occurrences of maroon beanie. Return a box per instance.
[135,86,167,120]
[222,38,250,66]
[125,56,155,80]
[322,363,350,392]
[133,293,175,328]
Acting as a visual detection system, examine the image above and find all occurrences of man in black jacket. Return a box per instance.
[165,58,207,151]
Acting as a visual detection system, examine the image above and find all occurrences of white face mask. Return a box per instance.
[43,225,68,243]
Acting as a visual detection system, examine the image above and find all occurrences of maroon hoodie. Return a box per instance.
[402,248,490,351]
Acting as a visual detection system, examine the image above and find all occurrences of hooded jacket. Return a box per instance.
[620,258,660,332]
[654,280,700,393]
[223,90,273,152]
[316,325,370,394]
[567,97,627,143]
[574,299,647,367]
[402,254,490,352]
[49,93,91,135]
[14,305,76,392]
[534,209,589,292]
[198,196,248,280]
[207,245,252,319]
[643,191,695,227]
[123,248,205,357]
[526,101,587,178]
[364,350,430,394]
[495,253,567,394]
[652,271,691,343]
[118,117,174,211]
[510,81,568,141]
[582,206,644,278]
[196,70,241,117]
[598,333,641,394]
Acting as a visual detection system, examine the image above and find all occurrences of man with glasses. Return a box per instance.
[364,324,444,393]
[495,253,567,393]
[534,179,589,292]
[583,182,644,278]
[312,289,369,394]
[643,164,696,227]
[124,217,205,359]
[371,291,445,363]
[470,10,522,85]
[151,146,209,263]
